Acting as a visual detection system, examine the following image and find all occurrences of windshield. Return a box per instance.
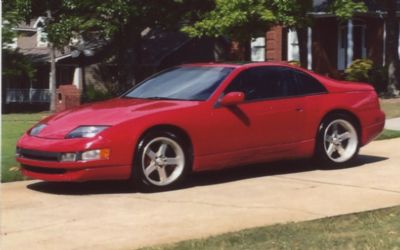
[124,66,233,101]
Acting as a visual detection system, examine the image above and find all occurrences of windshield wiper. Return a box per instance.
[145,96,186,101]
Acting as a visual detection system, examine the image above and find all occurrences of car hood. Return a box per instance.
[35,98,199,139]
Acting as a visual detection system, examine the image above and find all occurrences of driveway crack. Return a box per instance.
[272,176,400,194]
[131,195,327,216]
[2,218,78,235]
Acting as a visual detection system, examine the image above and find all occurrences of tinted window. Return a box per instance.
[225,67,297,100]
[294,70,327,94]
[125,66,233,101]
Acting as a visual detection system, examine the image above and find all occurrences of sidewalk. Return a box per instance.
[385,117,400,131]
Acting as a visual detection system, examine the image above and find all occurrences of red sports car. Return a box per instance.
[17,63,385,190]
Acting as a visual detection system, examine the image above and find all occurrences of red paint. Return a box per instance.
[220,92,245,106]
[16,62,385,182]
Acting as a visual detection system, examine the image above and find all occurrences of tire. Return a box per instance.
[132,130,191,191]
[316,113,360,167]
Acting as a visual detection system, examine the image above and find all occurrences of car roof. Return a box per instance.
[181,62,304,70]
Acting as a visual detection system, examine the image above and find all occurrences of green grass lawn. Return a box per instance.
[376,129,400,140]
[1,113,49,182]
[380,98,400,118]
[142,206,400,250]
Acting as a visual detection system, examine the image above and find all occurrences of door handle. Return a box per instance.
[296,107,304,112]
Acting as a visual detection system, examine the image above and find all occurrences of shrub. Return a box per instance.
[369,65,388,93]
[288,60,301,67]
[345,59,387,93]
[85,84,113,102]
[2,49,36,83]
[344,59,373,82]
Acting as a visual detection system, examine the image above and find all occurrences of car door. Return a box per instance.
[201,66,307,168]
[292,69,328,140]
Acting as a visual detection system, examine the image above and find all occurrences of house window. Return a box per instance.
[337,20,366,70]
[37,28,48,48]
[251,37,266,62]
[33,17,48,48]
[353,25,367,60]
[287,29,300,62]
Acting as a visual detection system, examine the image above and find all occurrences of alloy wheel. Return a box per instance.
[141,137,185,186]
[323,119,358,163]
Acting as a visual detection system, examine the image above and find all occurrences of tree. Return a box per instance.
[2,0,31,46]
[2,0,66,111]
[384,0,400,96]
[3,0,213,110]
[47,0,214,92]
[182,0,276,60]
[278,0,367,68]
[271,0,312,67]
[2,0,36,103]
[2,49,36,85]
[183,0,367,65]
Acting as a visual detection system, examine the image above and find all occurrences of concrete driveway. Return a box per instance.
[385,117,400,130]
[2,138,400,250]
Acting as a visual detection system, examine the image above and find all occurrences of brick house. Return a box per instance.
[250,0,400,77]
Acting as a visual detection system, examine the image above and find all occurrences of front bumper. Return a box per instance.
[20,164,131,182]
[16,134,132,182]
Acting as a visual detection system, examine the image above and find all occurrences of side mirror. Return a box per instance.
[220,92,245,106]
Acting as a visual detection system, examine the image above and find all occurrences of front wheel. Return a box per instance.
[316,114,359,166]
[133,131,191,191]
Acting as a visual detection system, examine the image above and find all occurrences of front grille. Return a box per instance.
[22,165,67,174]
[18,148,60,162]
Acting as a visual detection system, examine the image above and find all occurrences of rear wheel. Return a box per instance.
[316,114,359,166]
[133,131,191,191]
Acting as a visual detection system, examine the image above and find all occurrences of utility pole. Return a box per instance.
[47,9,57,112]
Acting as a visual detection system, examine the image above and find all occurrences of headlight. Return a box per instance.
[60,152,77,162]
[66,126,109,139]
[29,124,47,136]
[59,149,110,162]
[16,147,21,157]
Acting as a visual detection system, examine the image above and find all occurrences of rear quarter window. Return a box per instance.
[294,71,327,95]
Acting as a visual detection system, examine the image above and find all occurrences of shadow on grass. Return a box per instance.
[27,154,388,195]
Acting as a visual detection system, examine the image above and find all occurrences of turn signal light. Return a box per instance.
[81,149,110,161]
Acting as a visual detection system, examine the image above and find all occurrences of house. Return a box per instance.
[2,17,84,112]
[2,18,228,113]
[249,0,400,77]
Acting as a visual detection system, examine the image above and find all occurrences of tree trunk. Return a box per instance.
[243,40,251,61]
[115,24,142,90]
[296,28,308,68]
[132,31,143,84]
[47,10,57,112]
[115,26,125,89]
[385,0,400,96]
[79,56,87,102]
